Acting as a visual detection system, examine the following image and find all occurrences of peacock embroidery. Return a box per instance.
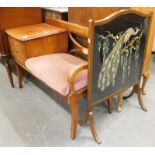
[97,27,144,91]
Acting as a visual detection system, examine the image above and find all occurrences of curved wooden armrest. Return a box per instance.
[69,32,88,55]
[68,63,88,93]
[70,48,88,55]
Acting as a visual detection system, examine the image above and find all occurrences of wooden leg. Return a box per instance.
[123,88,134,100]
[107,97,113,113]
[88,112,102,144]
[79,97,113,126]
[15,63,23,88]
[142,72,150,95]
[4,60,14,88]
[117,91,125,112]
[68,94,78,140]
[134,85,148,112]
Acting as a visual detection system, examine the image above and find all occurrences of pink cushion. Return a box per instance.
[25,53,88,96]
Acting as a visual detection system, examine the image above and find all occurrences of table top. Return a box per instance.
[5,23,67,41]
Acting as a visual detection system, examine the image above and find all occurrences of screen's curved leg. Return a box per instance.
[88,112,102,144]
[123,88,134,100]
[134,85,148,112]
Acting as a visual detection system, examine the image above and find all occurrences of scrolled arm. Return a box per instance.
[68,63,88,93]
[69,32,88,56]
[70,48,88,56]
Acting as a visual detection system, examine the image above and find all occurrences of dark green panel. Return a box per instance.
[91,13,150,103]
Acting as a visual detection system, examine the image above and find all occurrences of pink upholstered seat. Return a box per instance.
[25,53,88,96]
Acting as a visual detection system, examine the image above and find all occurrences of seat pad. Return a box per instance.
[25,53,88,96]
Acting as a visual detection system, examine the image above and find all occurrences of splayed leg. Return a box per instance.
[88,112,102,144]
[134,85,148,112]
[123,88,134,100]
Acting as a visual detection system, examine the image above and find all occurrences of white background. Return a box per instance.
[0,0,155,154]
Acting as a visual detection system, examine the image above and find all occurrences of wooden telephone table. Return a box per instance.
[6,23,68,87]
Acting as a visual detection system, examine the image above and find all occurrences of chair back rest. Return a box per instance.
[87,9,152,106]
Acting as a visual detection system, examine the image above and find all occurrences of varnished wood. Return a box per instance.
[15,63,23,88]
[25,32,68,58]
[122,85,148,112]
[5,23,67,41]
[134,85,148,112]
[7,37,27,65]
[2,58,14,88]
[142,72,150,95]
[86,9,151,142]
[0,30,14,87]
[79,97,113,127]
[87,19,94,111]
[69,7,155,95]
[6,23,68,66]
[107,97,113,113]
[6,21,87,141]
[68,7,128,47]
[88,112,102,144]
[45,17,88,38]
[117,91,125,112]
[68,32,88,55]
[94,9,152,26]
[87,19,103,143]
[68,94,78,139]
[1,29,14,87]
[69,49,88,60]
[132,7,155,94]
[68,7,128,27]
[6,9,151,143]
[123,88,135,100]
[45,17,89,55]
[0,7,42,54]
[68,64,88,93]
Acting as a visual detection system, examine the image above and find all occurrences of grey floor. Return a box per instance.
[0,55,155,147]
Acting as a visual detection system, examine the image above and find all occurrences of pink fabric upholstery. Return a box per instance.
[25,53,88,96]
